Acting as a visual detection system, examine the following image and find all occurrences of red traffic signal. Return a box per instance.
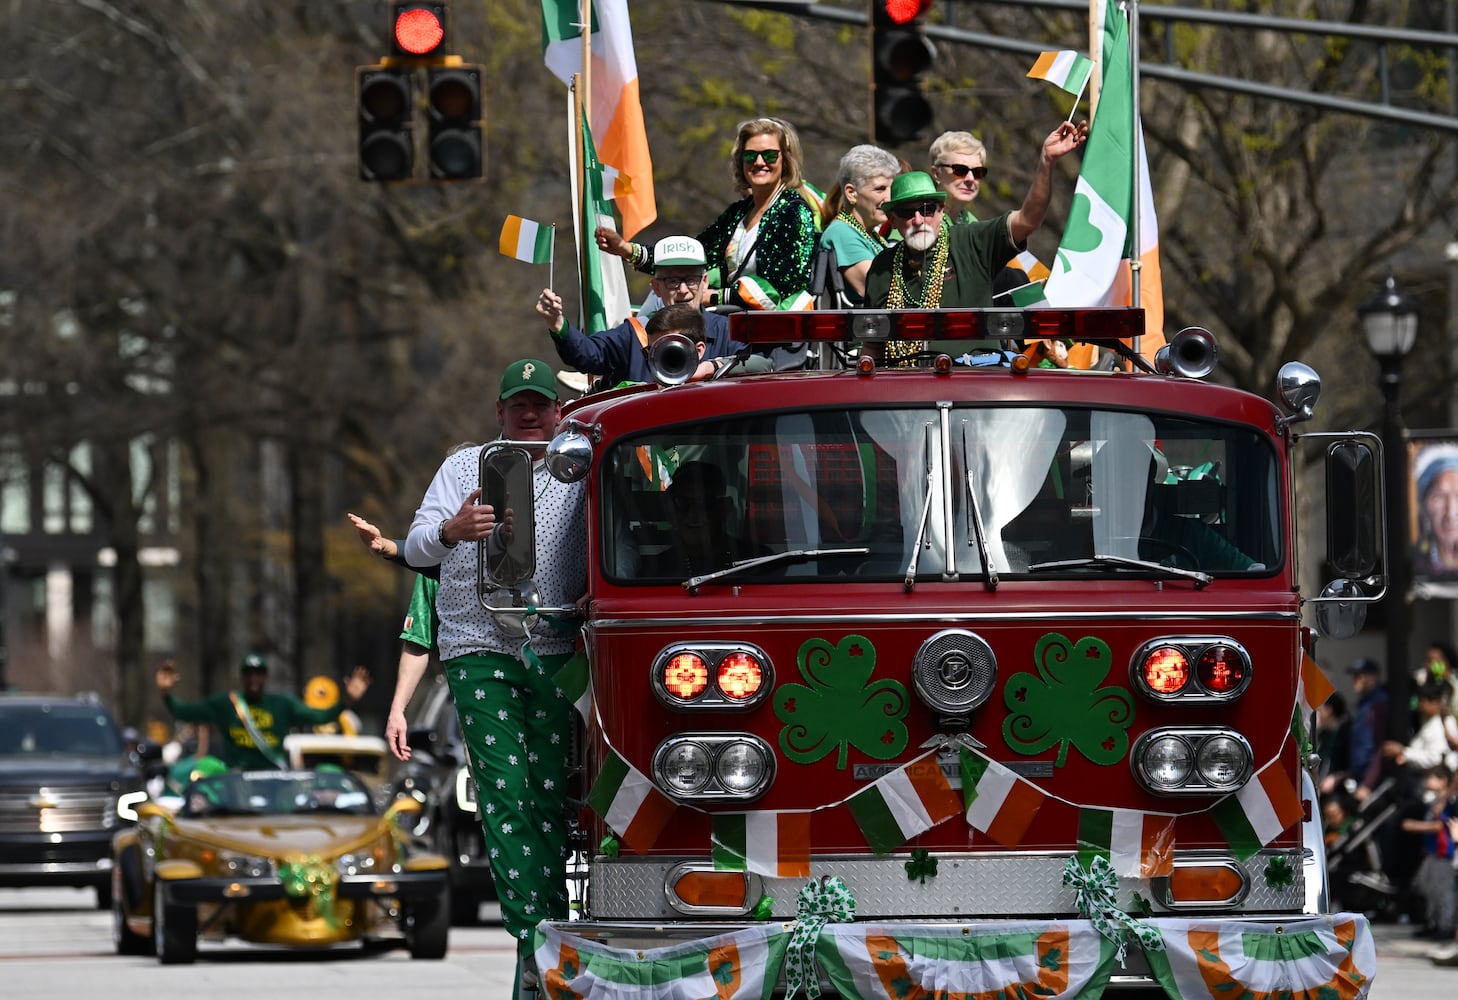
[879,0,933,25]
[427,67,483,180]
[392,2,447,57]
[358,67,413,182]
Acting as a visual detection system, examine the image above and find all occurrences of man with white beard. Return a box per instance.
[863,121,1089,316]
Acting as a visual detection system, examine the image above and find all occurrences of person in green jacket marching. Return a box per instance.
[155,653,370,770]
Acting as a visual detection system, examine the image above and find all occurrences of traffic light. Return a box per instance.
[391,3,447,58]
[427,66,483,180]
[357,66,414,181]
[871,0,936,145]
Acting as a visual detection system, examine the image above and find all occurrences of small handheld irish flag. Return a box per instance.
[1027,50,1095,96]
[499,215,554,264]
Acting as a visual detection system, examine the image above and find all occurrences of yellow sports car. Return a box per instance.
[111,767,450,964]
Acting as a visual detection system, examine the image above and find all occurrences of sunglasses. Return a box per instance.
[936,162,988,180]
[891,200,943,220]
[741,149,781,165]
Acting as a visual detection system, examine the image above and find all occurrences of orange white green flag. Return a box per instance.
[711,812,811,878]
[542,0,656,239]
[1144,915,1375,1000]
[846,753,962,855]
[499,215,554,264]
[1028,50,1095,96]
[533,922,792,999]
[586,748,676,853]
[961,748,1046,847]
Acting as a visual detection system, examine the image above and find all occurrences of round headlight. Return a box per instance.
[715,741,768,794]
[658,742,712,794]
[1143,735,1193,789]
[1195,735,1250,787]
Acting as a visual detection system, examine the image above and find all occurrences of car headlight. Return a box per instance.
[336,852,379,876]
[217,851,275,878]
[1133,728,1253,794]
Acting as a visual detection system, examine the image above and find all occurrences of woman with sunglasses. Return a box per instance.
[928,131,990,227]
[817,144,903,306]
[598,117,819,312]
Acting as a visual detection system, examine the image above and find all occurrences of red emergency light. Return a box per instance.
[727,308,1146,347]
[392,3,446,57]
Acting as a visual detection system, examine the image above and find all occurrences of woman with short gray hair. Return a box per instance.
[817,144,903,304]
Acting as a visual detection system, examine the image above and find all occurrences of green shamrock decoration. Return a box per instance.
[599,835,620,858]
[1003,633,1134,768]
[904,848,938,884]
[751,894,775,920]
[1128,891,1154,918]
[1264,855,1295,890]
[775,634,908,770]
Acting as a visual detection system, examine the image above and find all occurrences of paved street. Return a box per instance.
[0,886,1452,998]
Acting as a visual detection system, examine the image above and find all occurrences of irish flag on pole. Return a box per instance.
[1028,50,1094,95]
[542,0,656,239]
[499,215,553,264]
[1043,0,1165,360]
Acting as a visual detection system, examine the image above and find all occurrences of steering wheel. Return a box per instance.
[1137,536,1202,571]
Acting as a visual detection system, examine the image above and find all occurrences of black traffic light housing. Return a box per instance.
[427,66,483,180]
[357,67,414,181]
[871,0,936,145]
[391,3,448,58]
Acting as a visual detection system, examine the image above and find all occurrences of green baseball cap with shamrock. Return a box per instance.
[499,358,559,400]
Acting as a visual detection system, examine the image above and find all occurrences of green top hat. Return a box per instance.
[881,171,948,215]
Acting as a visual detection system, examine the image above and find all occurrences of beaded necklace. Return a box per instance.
[836,209,888,251]
[886,234,949,309]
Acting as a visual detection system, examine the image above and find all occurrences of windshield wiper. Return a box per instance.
[1026,554,1213,589]
[683,547,869,594]
[902,422,938,591]
[961,422,996,591]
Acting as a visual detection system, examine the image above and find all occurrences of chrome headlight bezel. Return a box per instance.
[651,643,774,710]
[1131,727,1254,795]
[652,734,775,802]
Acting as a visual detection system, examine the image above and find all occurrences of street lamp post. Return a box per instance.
[1360,274,1419,742]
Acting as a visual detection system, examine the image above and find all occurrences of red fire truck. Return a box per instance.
[497,308,1380,998]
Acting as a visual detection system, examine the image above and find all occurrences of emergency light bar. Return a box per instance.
[728,307,1145,345]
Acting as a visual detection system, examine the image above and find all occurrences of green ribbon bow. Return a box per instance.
[278,855,340,928]
[785,876,856,999]
[1061,855,1163,963]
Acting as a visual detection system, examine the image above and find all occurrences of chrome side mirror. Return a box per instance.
[478,444,536,588]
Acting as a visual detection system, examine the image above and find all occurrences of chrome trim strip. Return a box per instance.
[592,610,1299,629]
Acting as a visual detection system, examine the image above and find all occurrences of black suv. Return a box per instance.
[392,673,496,924]
[0,693,145,908]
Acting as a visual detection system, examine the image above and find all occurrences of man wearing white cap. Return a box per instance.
[535,235,747,388]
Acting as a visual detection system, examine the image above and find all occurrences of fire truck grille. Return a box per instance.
[585,851,1307,921]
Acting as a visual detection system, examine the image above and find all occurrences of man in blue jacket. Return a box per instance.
[535,236,745,387]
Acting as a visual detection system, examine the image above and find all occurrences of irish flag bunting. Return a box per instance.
[1145,915,1375,1000]
[499,215,554,264]
[961,749,1045,847]
[1211,761,1304,860]
[711,812,811,878]
[815,922,1117,1000]
[552,651,592,721]
[1027,50,1095,96]
[534,922,791,999]
[541,0,656,239]
[1077,807,1175,877]
[1299,652,1336,714]
[847,754,962,855]
[586,749,676,853]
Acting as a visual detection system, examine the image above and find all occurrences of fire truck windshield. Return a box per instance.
[602,406,1280,584]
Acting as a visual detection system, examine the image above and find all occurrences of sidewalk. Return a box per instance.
[1369,918,1458,962]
